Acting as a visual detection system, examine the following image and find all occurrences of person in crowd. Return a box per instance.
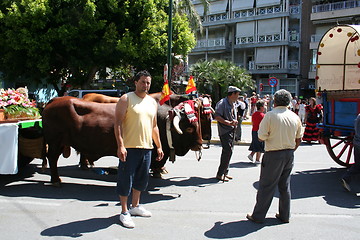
[298,99,306,125]
[247,89,303,224]
[243,93,249,120]
[294,98,300,115]
[302,97,323,143]
[235,96,246,142]
[341,113,360,192]
[291,96,298,112]
[214,86,240,182]
[247,100,265,164]
[250,92,257,115]
[114,70,164,228]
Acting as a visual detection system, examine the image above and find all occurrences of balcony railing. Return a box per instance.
[256,64,280,70]
[233,5,283,19]
[257,33,281,43]
[289,31,299,42]
[312,0,360,13]
[288,61,299,69]
[195,38,226,48]
[248,61,298,71]
[236,36,254,45]
[290,5,300,14]
[206,12,229,22]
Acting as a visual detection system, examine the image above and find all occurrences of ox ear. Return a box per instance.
[168,110,175,121]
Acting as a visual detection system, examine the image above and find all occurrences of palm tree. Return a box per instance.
[190,59,254,103]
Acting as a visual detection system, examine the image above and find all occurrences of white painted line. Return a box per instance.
[0,198,61,207]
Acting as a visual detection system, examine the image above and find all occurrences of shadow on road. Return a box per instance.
[204,219,282,239]
[0,164,219,204]
[291,168,360,208]
[249,167,360,209]
[41,215,118,237]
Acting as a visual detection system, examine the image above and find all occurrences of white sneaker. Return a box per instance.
[129,205,152,217]
[247,154,254,163]
[120,212,135,228]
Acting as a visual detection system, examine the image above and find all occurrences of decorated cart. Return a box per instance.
[0,88,44,174]
[316,25,360,167]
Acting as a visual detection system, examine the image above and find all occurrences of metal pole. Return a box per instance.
[167,0,173,86]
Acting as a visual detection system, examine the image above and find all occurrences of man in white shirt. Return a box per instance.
[247,89,303,224]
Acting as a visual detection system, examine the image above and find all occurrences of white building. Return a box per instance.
[188,0,360,98]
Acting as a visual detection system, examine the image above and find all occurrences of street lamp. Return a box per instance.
[167,0,173,86]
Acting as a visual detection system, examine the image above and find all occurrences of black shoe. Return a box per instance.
[341,178,351,192]
[216,175,229,182]
[275,213,289,223]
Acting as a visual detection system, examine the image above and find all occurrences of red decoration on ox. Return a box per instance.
[315,76,319,80]
[329,33,333,38]
[317,52,322,55]
[358,62,360,68]
[337,28,342,33]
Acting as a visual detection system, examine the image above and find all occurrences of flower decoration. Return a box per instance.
[0,88,40,120]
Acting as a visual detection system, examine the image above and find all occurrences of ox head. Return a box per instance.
[169,100,203,154]
[196,94,214,142]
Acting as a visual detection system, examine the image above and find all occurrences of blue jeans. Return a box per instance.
[116,148,152,196]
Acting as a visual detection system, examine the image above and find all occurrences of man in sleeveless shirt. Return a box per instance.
[114,70,164,228]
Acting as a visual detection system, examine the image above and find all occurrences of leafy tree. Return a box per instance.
[173,0,209,33]
[0,0,196,95]
[190,59,254,103]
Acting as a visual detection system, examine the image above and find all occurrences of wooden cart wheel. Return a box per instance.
[322,136,354,167]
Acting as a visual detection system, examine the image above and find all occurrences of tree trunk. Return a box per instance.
[81,66,98,89]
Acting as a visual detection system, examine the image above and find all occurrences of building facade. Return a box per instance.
[188,0,360,98]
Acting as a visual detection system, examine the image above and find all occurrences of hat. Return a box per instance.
[228,86,241,93]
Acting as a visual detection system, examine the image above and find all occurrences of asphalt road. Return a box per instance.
[0,125,359,239]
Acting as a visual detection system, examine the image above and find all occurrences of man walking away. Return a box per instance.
[247,89,303,224]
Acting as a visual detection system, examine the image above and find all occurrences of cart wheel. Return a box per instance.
[322,136,354,167]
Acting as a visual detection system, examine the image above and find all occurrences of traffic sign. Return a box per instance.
[268,77,278,88]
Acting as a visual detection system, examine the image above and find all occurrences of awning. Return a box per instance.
[255,47,281,64]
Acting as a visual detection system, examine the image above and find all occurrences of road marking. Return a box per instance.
[0,198,61,207]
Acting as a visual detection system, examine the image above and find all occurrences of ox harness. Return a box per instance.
[166,100,203,162]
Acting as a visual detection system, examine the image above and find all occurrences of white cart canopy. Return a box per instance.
[316,25,360,91]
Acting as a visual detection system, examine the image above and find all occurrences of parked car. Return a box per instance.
[67,89,125,98]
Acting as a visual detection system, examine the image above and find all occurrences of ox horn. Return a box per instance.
[210,106,215,113]
[173,115,183,134]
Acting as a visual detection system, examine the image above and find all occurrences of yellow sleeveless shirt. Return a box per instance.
[122,92,157,149]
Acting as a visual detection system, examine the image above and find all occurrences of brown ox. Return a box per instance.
[83,92,213,176]
[82,93,120,103]
[42,96,202,185]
